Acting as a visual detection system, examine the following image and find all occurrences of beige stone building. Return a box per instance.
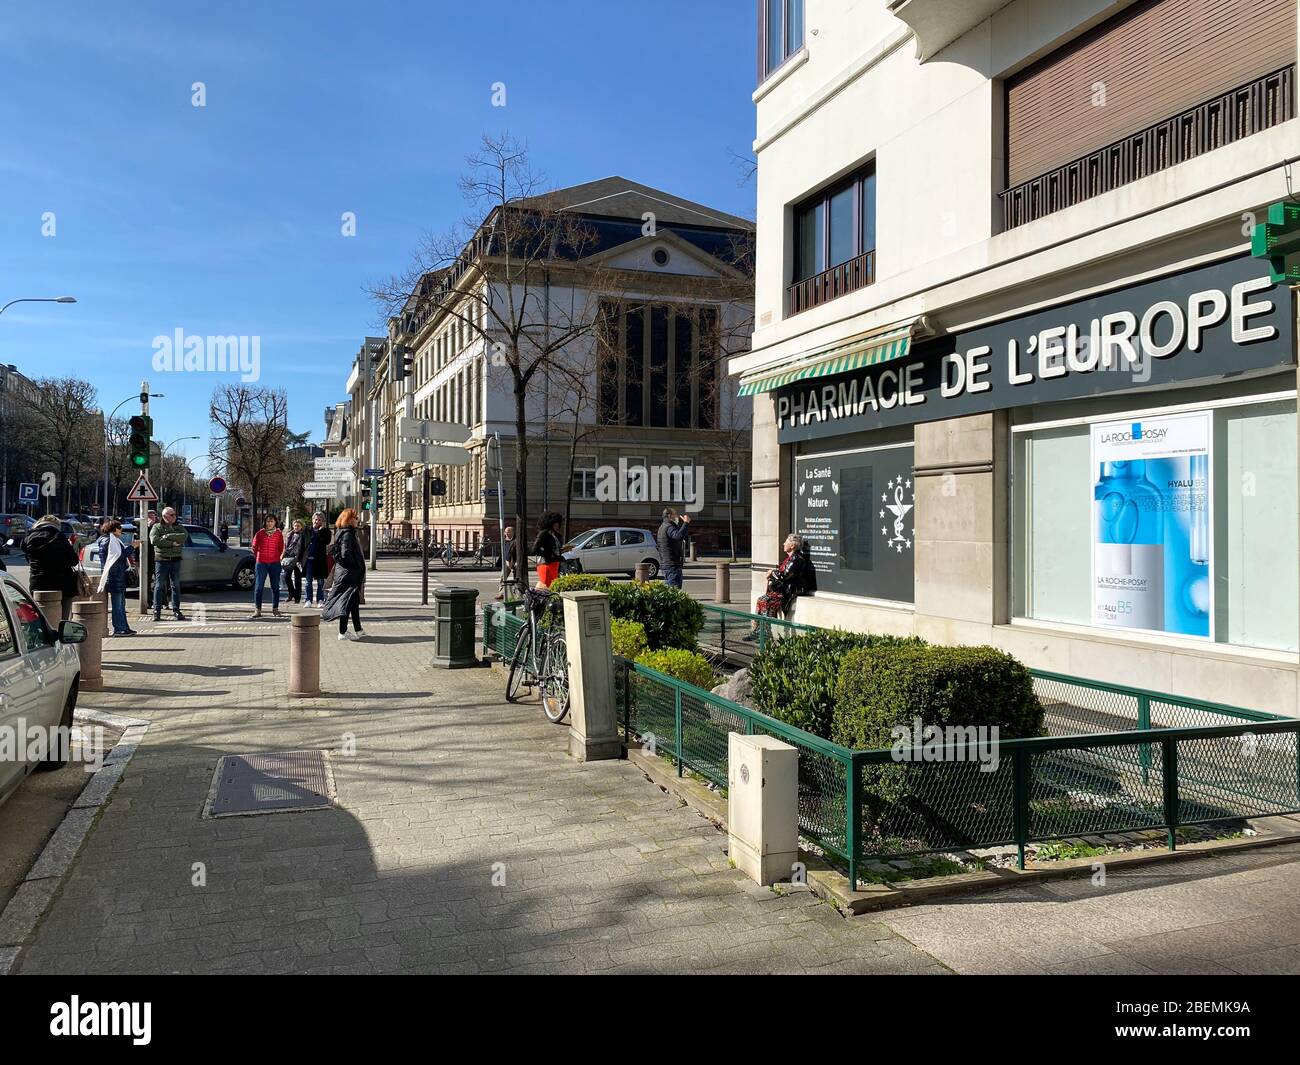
[351,177,755,557]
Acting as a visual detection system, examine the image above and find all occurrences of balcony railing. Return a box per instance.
[1000,65,1295,230]
[787,249,875,316]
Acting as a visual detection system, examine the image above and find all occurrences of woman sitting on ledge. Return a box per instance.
[756,532,812,619]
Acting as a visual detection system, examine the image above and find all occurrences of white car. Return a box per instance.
[560,526,661,578]
[0,573,88,806]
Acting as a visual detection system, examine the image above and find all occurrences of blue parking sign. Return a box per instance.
[17,482,38,506]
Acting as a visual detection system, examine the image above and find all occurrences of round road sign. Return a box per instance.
[209,476,227,495]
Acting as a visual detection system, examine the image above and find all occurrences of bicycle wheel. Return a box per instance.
[505,624,531,702]
[540,634,571,723]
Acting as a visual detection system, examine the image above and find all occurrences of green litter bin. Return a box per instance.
[433,586,480,668]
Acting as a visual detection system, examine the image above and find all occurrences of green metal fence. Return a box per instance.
[697,604,817,660]
[488,599,1300,890]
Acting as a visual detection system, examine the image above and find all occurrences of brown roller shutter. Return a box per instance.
[1006,0,1296,186]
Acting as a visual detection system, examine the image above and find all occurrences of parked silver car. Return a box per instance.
[81,524,256,591]
[0,573,88,806]
[561,526,660,578]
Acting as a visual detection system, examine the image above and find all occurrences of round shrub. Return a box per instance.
[609,581,703,651]
[549,573,613,595]
[610,618,648,660]
[635,648,716,690]
[749,629,925,739]
[831,643,1045,751]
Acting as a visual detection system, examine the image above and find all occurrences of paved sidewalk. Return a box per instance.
[879,842,1300,975]
[14,602,943,975]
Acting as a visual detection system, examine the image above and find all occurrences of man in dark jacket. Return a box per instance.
[24,515,80,622]
[655,508,691,589]
[303,512,332,606]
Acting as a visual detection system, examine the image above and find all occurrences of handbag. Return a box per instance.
[76,564,94,599]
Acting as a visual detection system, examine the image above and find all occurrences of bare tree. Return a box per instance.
[208,386,296,523]
[23,377,99,513]
[369,132,621,556]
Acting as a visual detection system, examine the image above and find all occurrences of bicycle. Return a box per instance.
[504,587,570,723]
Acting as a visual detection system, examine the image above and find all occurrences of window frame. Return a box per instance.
[572,454,598,502]
[758,0,805,84]
[793,164,877,283]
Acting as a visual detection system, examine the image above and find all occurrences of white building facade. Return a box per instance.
[739,0,1300,715]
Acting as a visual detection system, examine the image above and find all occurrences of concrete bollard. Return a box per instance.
[715,561,731,604]
[33,590,65,627]
[70,598,106,692]
[634,562,651,583]
[688,541,698,562]
[289,612,321,697]
[561,591,621,762]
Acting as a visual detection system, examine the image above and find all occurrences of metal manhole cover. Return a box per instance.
[203,750,335,818]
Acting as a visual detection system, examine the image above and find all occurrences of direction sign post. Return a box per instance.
[397,441,471,466]
[302,482,339,498]
[395,418,471,444]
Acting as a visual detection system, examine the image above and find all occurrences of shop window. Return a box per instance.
[1012,399,1298,652]
[792,444,915,602]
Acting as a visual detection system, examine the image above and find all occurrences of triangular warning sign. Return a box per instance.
[126,472,159,502]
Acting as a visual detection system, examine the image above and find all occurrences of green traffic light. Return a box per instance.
[132,454,148,467]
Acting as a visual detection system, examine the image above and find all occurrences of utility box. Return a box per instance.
[728,733,798,886]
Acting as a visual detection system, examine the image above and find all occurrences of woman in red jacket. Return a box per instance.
[249,514,286,619]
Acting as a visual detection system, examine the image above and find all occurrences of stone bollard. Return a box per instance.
[561,591,621,762]
[33,590,65,627]
[688,541,698,562]
[70,598,106,692]
[634,562,651,583]
[715,561,731,604]
[289,612,321,697]
[433,586,480,668]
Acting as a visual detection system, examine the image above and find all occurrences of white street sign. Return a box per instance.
[396,417,471,444]
[397,440,471,466]
[302,481,340,496]
[315,457,354,472]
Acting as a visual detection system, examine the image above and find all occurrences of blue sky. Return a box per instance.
[0,0,757,475]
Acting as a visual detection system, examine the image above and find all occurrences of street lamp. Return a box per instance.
[0,295,77,510]
[102,392,164,517]
[0,296,77,316]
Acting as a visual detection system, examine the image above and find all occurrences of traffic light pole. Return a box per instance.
[421,466,429,607]
[137,383,151,617]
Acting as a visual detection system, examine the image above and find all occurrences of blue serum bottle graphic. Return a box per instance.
[1095,460,1165,630]
[1180,453,1211,624]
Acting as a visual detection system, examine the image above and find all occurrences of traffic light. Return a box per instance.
[388,344,414,383]
[1251,200,1300,283]
[373,477,385,510]
[360,477,372,512]
[128,414,152,469]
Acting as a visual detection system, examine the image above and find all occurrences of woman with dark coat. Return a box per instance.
[531,512,564,589]
[303,512,331,606]
[322,508,365,640]
[24,514,81,622]
[756,533,812,618]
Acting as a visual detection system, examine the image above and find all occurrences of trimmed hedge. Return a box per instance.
[609,581,703,651]
[831,643,1045,751]
[749,629,925,740]
[549,574,613,595]
[635,648,716,691]
[610,618,648,660]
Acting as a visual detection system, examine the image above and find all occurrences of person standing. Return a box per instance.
[149,506,187,621]
[249,515,286,619]
[24,514,80,622]
[95,520,137,636]
[322,509,365,640]
[282,519,305,604]
[531,512,564,589]
[495,526,523,600]
[656,507,692,589]
[303,512,331,607]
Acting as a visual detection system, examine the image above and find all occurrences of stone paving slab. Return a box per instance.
[14,605,946,975]
[879,841,1300,975]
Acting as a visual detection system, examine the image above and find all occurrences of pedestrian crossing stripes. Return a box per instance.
[357,569,446,606]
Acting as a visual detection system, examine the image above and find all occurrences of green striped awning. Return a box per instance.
[737,324,915,397]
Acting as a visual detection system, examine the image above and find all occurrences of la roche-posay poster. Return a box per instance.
[1091,411,1212,638]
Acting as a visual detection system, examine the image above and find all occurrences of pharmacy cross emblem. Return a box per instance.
[880,477,914,554]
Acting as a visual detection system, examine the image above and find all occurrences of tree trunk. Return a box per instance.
[728,491,736,563]
[513,380,529,583]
